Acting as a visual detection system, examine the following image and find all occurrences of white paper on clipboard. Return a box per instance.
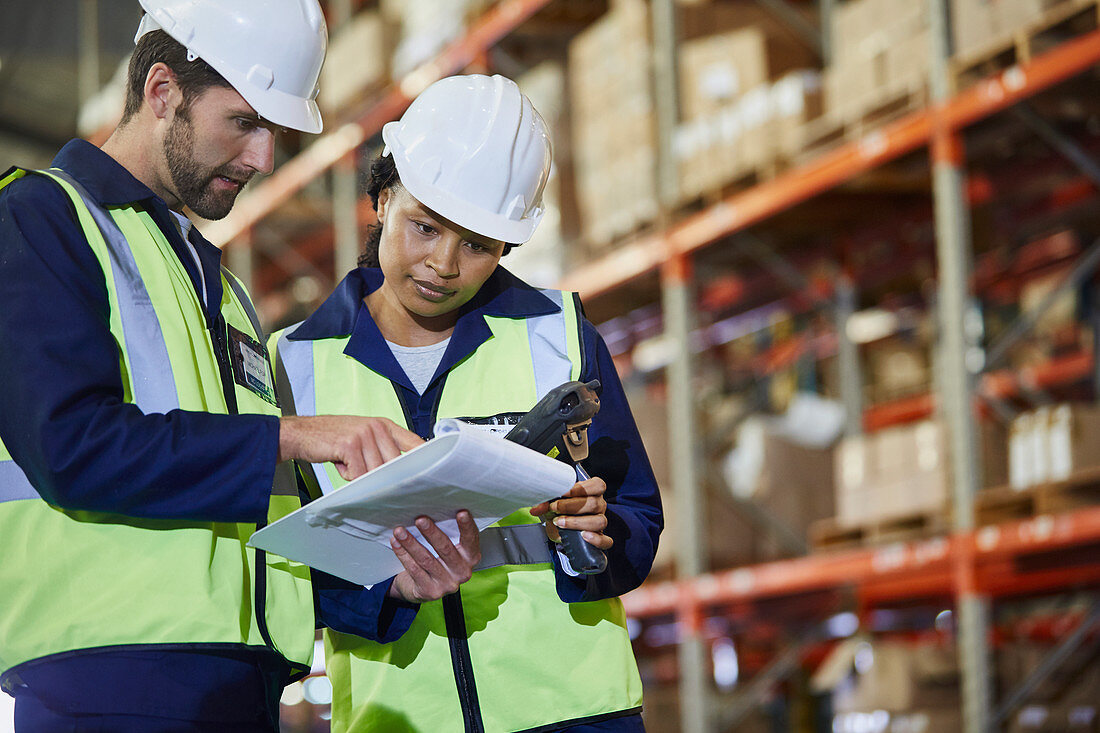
[247,419,574,587]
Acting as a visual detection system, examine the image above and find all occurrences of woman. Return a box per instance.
[271,74,663,733]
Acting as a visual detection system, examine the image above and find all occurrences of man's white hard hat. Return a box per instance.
[381,74,553,245]
[134,0,328,134]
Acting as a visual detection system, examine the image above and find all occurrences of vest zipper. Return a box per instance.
[209,312,278,660]
[211,314,240,415]
[417,379,484,730]
[442,591,485,733]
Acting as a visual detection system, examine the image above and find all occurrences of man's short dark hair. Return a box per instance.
[121,29,232,123]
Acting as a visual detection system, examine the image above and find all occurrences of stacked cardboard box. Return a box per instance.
[632,389,836,574]
[506,62,567,287]
[750,429,838,561]
[567,0,658,250]
[569,1,820,248]
[836,419,1008,527]
[825,0,929,124]
[1009,403,1100,490]
[318,11,389,115]
[673,44,822,200]
[835,422,947,527]
[952,0,1056,59]
[815,639,961,731]
[675,23,821,202]
[865,338,931,403]
[380,0,493,78]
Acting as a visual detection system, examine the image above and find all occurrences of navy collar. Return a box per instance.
[288,266,560,341]
[49,139,224,317]
[287,266,561,395]
[50,139,161,207]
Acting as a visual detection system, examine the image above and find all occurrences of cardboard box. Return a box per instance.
[771,70,824,157]
[816,639,960,717]
[1046,403,1100,481]
[568,0,657,248]
[318,11,388,113]
[824,59,884,121]
[837,419,1007,525]
[952,0,998,57]
[994,0,1047,34]
[1008,404,1100,489]
[884,29,931,90]
[866,339,931,402]
[826,0,929,122]
[836,435,876,527]
[875,421,950,519]
[1019,268,1079,339]
[680,28,769,120]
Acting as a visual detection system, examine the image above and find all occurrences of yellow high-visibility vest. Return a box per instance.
[271,289,642,732]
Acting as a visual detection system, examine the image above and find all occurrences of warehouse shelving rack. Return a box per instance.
[189,2,1100,731]
[556,28,1100,299]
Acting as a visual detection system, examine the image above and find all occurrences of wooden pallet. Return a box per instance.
[582,211,660,253]
[810,510,950,552]
[951,0,1100,90]
[677,164,776,215]
[977,465,1100,525]
[796,81,928,164]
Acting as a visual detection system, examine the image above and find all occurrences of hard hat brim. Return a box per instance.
[231,82,324,134]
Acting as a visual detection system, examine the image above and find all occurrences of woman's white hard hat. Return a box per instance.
[134,0,328,134]
[381,74,553,245]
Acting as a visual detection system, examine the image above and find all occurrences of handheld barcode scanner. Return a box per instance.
[504,380,609,574]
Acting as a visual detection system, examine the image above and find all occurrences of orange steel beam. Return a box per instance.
[203,0,554,248]
[862,393,937,432]
[860,350,1095,432]
[561,28,1100,299]
[622,506,1100,618]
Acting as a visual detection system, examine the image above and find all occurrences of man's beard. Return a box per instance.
[164,109,250,221]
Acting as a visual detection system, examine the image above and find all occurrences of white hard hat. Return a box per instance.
[381,74,553,245]
[135,0,328,134]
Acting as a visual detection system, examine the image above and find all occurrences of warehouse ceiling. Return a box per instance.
[0,0,137,168]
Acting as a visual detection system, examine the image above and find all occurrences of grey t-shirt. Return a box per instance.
[386,337,451,395]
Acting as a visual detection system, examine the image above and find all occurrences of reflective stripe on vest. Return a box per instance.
[45,169,179,414]
[528,289,575,400]
[274,330,338,496]
[271,290,643,733]
[473,523,551,571]
[0,462,37,503]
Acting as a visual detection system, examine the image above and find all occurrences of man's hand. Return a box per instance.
[530,477,614,550]
[388,511,481,603]
[278,415,424,480]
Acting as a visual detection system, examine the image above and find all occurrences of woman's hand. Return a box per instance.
[530,476,614,550]
[388,511,481,603]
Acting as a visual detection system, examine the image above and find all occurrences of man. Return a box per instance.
[0,1,478,730]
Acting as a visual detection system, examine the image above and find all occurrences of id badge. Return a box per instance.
[227,324,279,407]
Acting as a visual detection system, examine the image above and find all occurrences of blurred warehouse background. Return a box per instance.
[5,0,1100,731]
